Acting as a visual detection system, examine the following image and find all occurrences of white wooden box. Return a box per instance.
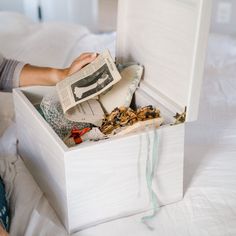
[13,0,212,233]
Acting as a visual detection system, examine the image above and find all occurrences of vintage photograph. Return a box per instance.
[71,63,114,102]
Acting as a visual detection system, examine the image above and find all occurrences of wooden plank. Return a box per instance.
[13,89,69,230]
[65,124,184,232]
[116,0,212,121]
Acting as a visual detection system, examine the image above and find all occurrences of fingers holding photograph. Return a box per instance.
[56,49,121,114]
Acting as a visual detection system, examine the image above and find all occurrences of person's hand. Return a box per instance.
[53,52,98,84]
[65,52,97,77]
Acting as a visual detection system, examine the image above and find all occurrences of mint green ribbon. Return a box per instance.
[141,126,160,230]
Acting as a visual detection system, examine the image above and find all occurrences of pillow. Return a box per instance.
[99,64,143,113]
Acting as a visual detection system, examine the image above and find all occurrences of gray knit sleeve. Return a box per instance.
[0,54,26,92]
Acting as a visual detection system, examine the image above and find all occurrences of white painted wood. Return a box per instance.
[66,124,184,232]
[97,0,118,32]
[13,88,69,230]
[116,0,212,121]
[186,0,213,121]
[12,0,212,233]
[13,87,184,233]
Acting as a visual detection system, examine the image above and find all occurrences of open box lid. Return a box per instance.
[116,0,212,122]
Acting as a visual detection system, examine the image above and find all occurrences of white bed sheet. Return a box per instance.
[0,12,236,236]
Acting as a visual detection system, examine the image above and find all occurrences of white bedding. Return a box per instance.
[0,12,236,236]
[0,12,116,67]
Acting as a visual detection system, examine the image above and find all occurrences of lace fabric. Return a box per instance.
[40,92,92,139]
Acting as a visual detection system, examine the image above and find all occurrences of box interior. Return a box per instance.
[19,86,178,151]
[18,0,213,151]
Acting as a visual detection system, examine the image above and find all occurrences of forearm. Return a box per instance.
[19,64,69,87]
[0,52,96,91]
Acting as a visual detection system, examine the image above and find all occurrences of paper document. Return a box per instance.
[56,49,121,125]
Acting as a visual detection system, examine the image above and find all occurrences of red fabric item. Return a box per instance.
[70,127,91,144]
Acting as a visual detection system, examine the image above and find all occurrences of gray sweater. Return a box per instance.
[0,54,26,91]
